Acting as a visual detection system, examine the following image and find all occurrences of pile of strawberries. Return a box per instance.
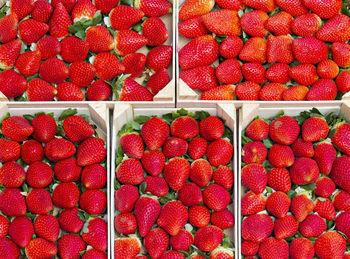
[0,110,108,258]
[114,109,235,258]
[179,0,350,101]
[0,0,172,101]
[241,108,350,258]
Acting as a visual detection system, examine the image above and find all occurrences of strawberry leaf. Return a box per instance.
[134,115,151,124]
[114,178,121,190]
[302,182,316,191]
[23,114,35,123]
[0,6,9,19]
[58,108,78,121]
[139,181,147,194]
[262,138,273,149]
[193,111,211,121]
[92,10,102,25]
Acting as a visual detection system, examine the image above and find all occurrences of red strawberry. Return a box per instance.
[0,39,21,70]
[34,215,60,242]
[144,176,168,197]
[241,192,266,215]
[291,194,315,222]
[302,117,329,142]
[115,213,137,235]
[188,137,207,160]
[163,137,188,158]
[86,26,114,53]
[110,5,144,30]
[141,117,169,150]
[143,17,168,46]
[242,141,267,164]
[314,198,336,220]
[9,216,34,248]
[267,35,293,64]
[25,238,57,259]
[146,45,173,71]
[274,215,298,239]
[239,37,267,64]
[178,182,203,206]
[58,234,86,259]
[291,138,314,157]
[83,249,107,259]
[241,164,267,194]
[216,0,243,9]
[179,17,208,38]
[170,116,199,140]
[61,36,90,63]
[160,251,185,258]
[10,0,34,20]
[144,228,169,258]
[0,216,9,238]
[15,50,41,77]
[122,53,146,78]
[317,59,339,79]
[86,80,112,101]
[336,71,350,93]
[164,158,190,191]
[147,68,170,95]
[52,182,80,209]
[31,114,56,143]
[21,139,44,164]
[335,212,350,242]
[26,188,53,214]
[19,19,49,44]
[242,63,266,84]
[212,166,233,189]
[114,237,141,259]
[307,79,338,101]
[203,184,231,211]
[26,162,53,188]
[189,205,210,228]
[170,229,193,251]
[332,42,350,68]
[331,156,350,193]
[76,137,106,166]
[194,226,223,252]
[241,241,259,256]
[68,62,95,88]
[45,137,76,162]
[135,0,171,17]
[95,0,119,13]
[290,157,320,185]
[315,177,335,198]
[303,0,341,19]
[292,37,329,64]
[115,30,148,56]
[289,64,318,86]
[259,83,287,101]
[141,149,165,176]
[219,35,243,59]
[199,116,224,141]
[54,158,82,182]
[332,123,350,155]
[0,162,25,188]
[80,189,106,215]
[266,191,291,218]
[267,167,291,193]
[49,2,72,38]
[119,78,154,101]
[71,0,97,22]
[210,247,234,259]
[63,115,94,142]
[317,14,350,42]
[243,0,276,12]
[235,81,260,101]
[119,133,144,159]
[0,14,18,44]
[241,10,268,37]
[190,159,212,187]
[0,188,26,217]
[207,139,233,166]
[290,238,315,259]
[314,232,346,259]
[36,36,61,60]
[216,59,242,84]
[81,164,106,190]
[93,52,125,80]
[283,85,309,101]
[40,57,69,84]
[211,209,234,229]
[82,218,107,252]
[269,116,300,145]
[275,0,307,16]
[291,13,322,37]
[201,84,235,100]
[242,214,274,243]
[134,196,161,237]
[268,144,294,167]
[31,0,53,23]
[0,139,20,163]
[246,119,269,141]
[51,0,76,13]
[115,185,140,213]
[27,80,56,101]
[258,238,289,259]
[264,12,293,35]
[2,116,33,142]
[265,63,289,83]
[179,0,214,21]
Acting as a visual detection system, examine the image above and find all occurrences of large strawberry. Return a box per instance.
[246,119,269,141]
[86,26,114,53]
[36,36,61,60]
[119,78,154,101]
[157,201,188,236]
[302,0,342,19]
[110,5,144,30]
[134,196,161,237]
[290,238,315,259]
[241,10,268,37]
[194,226,223,252]
[52,182,80,209]
[170,229,193,251]
[147,68,170,95]
[314,232,346,259]
[0,39,21,70]
[141,117,169,150]
[58,234,86,259]
[25,238,57,259]
[207,139,233,166]
[317,14,350,42]
[60,36,90,63]
[15,50,41,77]
[241,164,267,194]
[115,30,148,56]
[115,185,140,213]
[143,17,168,46]
[302,117,329,142]
[0,238,20,258]
[314,177,336,198]
[179,17,208,38]
[49,2,72,38]
[291,194,315,222]
[2,116,33,142]
[93,52,125,80]
[171,116,199,139]
[146,45,173,71]
[116,158,144,185]
[289,64,319,86]
[242,214,274,243]
[268,144,294,167]
[81,164,106,190]
[215,59,242,84]
[86,80,112,101]
[292,37,329,64]
[307,79,338,101]
[274,215,298,239]
[266,191,291,218]
[202,9,241,36]
[56,82,84,101]
[144,228,169,258]
[76,137,106,166]
[242,141,267,164]
[164,158,190,191]
[63,115,94,142]
[241,63,266,84]
[9,216,34,248]
[291,138,314,157]
[122,53,146,79]
[258,238,289,259]
[275,0,307,16]
[269,115,300,145]
[54,158,82,183]
[39,57,69,84]
[114,213,137,235]
[189,205,210,228]
[290,157,320,185]
[58,208,84,233]
[143,176,169,197]
[264,12,293,36]
[34,215,60,242]
[80,190,107,215]
[179,0,215,21]
[135,0,172,17]
[21,139,44,164]
[267,35,293,64]
[10,0,34,20]
[44,137,75,162]
[203,184,230,211]
[26,161,53,188]
[0,14,18,44]
[219,36,243,59]
[178,182,203,206]
[18,19,49,44]
[239,37,267,64]
[82,218,107,252]
[241,192,266,215]
[69,61,96,88]
[291,13,322,37]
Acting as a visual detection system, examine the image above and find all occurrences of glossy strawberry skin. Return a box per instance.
[203,184,231,211]
[122,53,146,79]
[242,214,274,243]
[258,238,289,259]
[34,215,60,242]
[164,158,190,191]
[290,238,315,259]
[10,0,34,20]
[135,0,171,17]
[194,225,224,252]
[69,61,96,88]
[86,80,112,101]
[80,189,107,215]
[0,14,18,44]
[0,139,21,163]
[0,162,25,188]
[141,117,169,150]
[241,192,266,215]
[59,208,84,233]
[49,2,73,39]
[0,39,21,70]
[180,66,218,91]
[141,150,165,176]
[259,83,287,101]
[9,216,34,248]
[317,14,350,42]
[178,182,203,206]
[307,79,338,101]
[241,164,268,194]
[110,6,144,30]
[134,196,161,237]
[146,45,172,72]
[219,36,243,59]
[26,161,53,188]
[144,228,169,258]
[157,201,188,236]
[21,139,44,164]
[36,36,61,60]
[115,30,148,56]
[292,37,329,64]
[94,52,125,81]
[26,188,53,215]
[188,137,208,160]
[82,218,107,252]
[332,42,350,68]
[31,0,53,23]
[44,137,76,162]
[52,182,80,209]
[40,57,69,84]
[115,185,140,213]
[239,37,267,64]
[303,0,342,19]
[291,13,322,37]
[235,81,261,101]
[302,117,329,142]
[264,12,293,36]
[76,137,107,166]
[0,70,27,99]
[31,114,57,143]
[2,116,33,142]
[242,0,276,12]
[54,158,82,183]
[18,19,49,44]
[267,167,291,193]
[58,234,86,259]
[179,0,215,21]
[179,17,208,38]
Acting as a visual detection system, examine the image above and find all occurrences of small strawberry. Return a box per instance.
[241,164,267,194]
[54,158,82,182]
[241,214,274,243]
[19,19,49,44]
[52,182,80,209]
[10,0,34,20]
[60,36,90,63]
[114,237,141,259]
[110,5,144,30]
[267,167,291,193]
[290,238,315,259]
[219,36,243,59]
[144,228,169,258]
[143,17,168,46]
[95,0,119,13]
[20,139,44,164]
[178,182,203,206]
[332,42,350,68]
[235,81,261,101]
[203,184,231,211]
[115,213,137,235]
[141,149,165,176]
[93,52,125,80]
[0,162,25,188]
[274,214,298,239]
[241,241,259,257]
[86,26,114,53]
[115,30,148,56]
[147,68,170,95]
[179,0,214,21]
[307,79,338,101]
[291,194,315,222]
[336,71,350,93]
[44,137,76,162]
[211,209,234,229]
[40,57,69,84]
[317,59,339,79]
[179,17,208,38]
[31,114,57,143]
[0,39,21,70]
[15,50,41,77]
[34,215,60,242]
[189,205,210,228]
[76,137,107,166]
[141,117,169,150]
[134,196,161,237]
[291,138,314,157]
[289,64,318,86]
[80,189,107,215]
[241,10,268,37]
[258,238,289,259]
[58,234,86,259]
[266,191,291,218]
[241,192,266,215]
[31,0,53,23]
[26,161,53,188]
[9,216,34,248]
[58,208,83,233]
[2,116,33,142]
[86,80,112,101]
[302,117,329,142]
[25,238,58,259]
[268,144,294,168]
[135,0,172,17]
[194,226,223,252]
[239,37,267,63]
[36,36,61,60]
[264,12,293,35]
[164,158,190,191]
[82,218,107,251]
[143,176,168,197]
[26,188,53,214]
[49,2,73,38]
[170,229,193,251]
[71,0,97,22]
[0,14,18,44]
[242,141,267,164]
[122,53,146,78]
[246,119,269,141]
[242,63,266,84]
[216,59,242,84]
[292,37,329,64]
[314,232,346,259]
[146,45,173,71]
[0,139,20,163]
[291,13,322,37]
[270,115,300,145]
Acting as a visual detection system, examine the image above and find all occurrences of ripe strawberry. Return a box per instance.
[58,234,86,259]
[57,82,84,100]
[93,52,125,80]
[26,189,53,214]
[290,157,320,185]
[243,0,276,11]
[160,251,185,258]
[34,215,60,242]
[0,215,9,238]
[26,162,53,188]
[289,64,318,86]
[332,123,350,156]
[0,39,21,70]
[315,177,335,198]
[164,158,190,191]
[10,0,34,20]
[199,116,224,141]
[302,117,329,142]
[246,119,269,141]
[242,63,266,84]
[141,117,169,150]
[268,167,291,193]
[292,37,329,64]
[141,149,165,176]
[290,238,315,259]
[201,84,235,100]
[119,77,154,101]
[95,0,119,13]
[31,114,56,143]
[178,182,203,206]
[216,59,242,84]
[115,213,137,235]
[331,156,350,193]
[83,249,107,259]
[242,214,274,243]
[163,137,188,158]
[61,36,90,63]
[68,62,96,89]
[77,137,106,166]
[59,208,84,233]
[241,10,268,37]
[179,0,214,21]
[189,205,210,228]
[211,209,234,229]
[303,0,341,19]
[0,14,18,44]
[144,228,169,258]
[51,0,76,13]
[264,12,293,35]
[0,139,20,163]
[267,35,293,64]
[15,50,41,77]
[213,166,233,189]
[266,191,291,218]
[86,26,114,53]
[9,216,34,248]
[241,164,267,194]
[195,226,223,252]
[239,37,267,63]
[180,66,217,92]
[2,116,33,142]
[40,57,69,84]
[335,212,350,242]
[110,5,144,30]
[268,144,294,167]
[135,0,171,17]
[314,232,346,259]
[219,35,243,59]
[19,19,49,44]
[207,139,233,166]
[63,115,94,143]
[291,13,321,37]
[31,0,53,23]
[36,36,61,60]
[190,159,212,187]
[147,68,170,95]
[71,0,97,22]
[44,137,75,162]
[283,85,308,101]
[291,138,314,157]
[210,247,234,259]
[291,194,315,222]
[122,53,146,79]
[115,30,148,56]
[0,162,25,188]
[317,59,339,79]
[26,238,57,259]
[332,42,350,68]
[81,164,106,190]
[216,0,244,9]
[146,45,172,71]
[134,196,161,237]
[203,184,230,211]
[143,176,168,197]
[314,198,336,220]
[143,17,168,46]
[0,188,26,217]
[242,141,267,164]
[258,238,289,259]
[170,116,198,140]
[21,139,44,164]
[171,229,193,251]
[86,80,112,101]
[317,14,350,42]
[235,81,261,100]
[119,133,144,160]
[241,241,259,256]
[82,218,107,251]
[52,182,80,209]
[80,189,106,215]
[179,17,208,38]
[307,79,338,100]
[0,238,20,258]
[242,192,266,215]
[336,71,350,93]
[270,116,300,145]
[274,214,298,239]
[259,82,287,101]
[49,2,72,38]
[188,137,207,160]
[54,158,82,182]
[275,0,307,16]
[114,237,141,259]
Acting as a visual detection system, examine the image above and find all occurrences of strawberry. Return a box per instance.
[210,247,234,259]
[317,14,350,42]
[26,162,53,188]
[10,0,34,20]
[270,116,300,145]
[164,158,190,191]
[268,144,294,168]
[202,9,241,36]
[0,239,20,258]
[83,249,107,259]
[188,137,207,160]
[54,158,82,182]
[49,2,72,38]
[119,133,144,159]
[314,232,346,259]
[317,59,339,79]
[63,115,94,142]
[110,5,144,30]
[141,117,169,150]
[147,68,170,95]
[93,52,125,80]
[291,138,314,157]
[179,0,214,21]
[291,194,315,222]
[242,141,267,164]
[212,166,233,189]
[315,177,335,198]
[207,139,233,166]
[241,241,259,256]
[335,212,350,242]
[82,218,107,251]
[239,37,267,63]
[179,17,208,38]
[95,0,119,13]
[259,82,287,101]
[258,238,289,259]
[275,0,307,16]
[189,205,210,228]
[241,192,266,215]
[264,12,293,35]
[211,209,234,229]
[241,10,268,37]
[274,214,298,239]
[241,164,267,194]
[34,215,60,242]
[178,182,203,206]
[219,36,243,59]
[292,37,329,64]
[291,13,322,37]
[143,17,168,46]
[9,216,34,248]
[19,19,49,44]
[59,208,84,233]
[242,63,266,84]
[314,198,336,220]
[266,191,291,218]
[0,39,21,70]
[336,71,350,93]
[307,79,338,100]
[115,30,148,56]
[122,53,146,78]
[146,45,172,71]
[266,63,290,83]
[80,189,107,215]
[331,156,350,193]
[199,116,224,141]
[51,0,76,13]
[215,59,242,84]
[290,238,315,259]
[0,188,26,217]
[144,228,169,258]
[179,35,219,70]
[2,116,33,142]
[190,159,212,186]
[143,176,168,197]
[302,117,329,142]
[36,36,61,60]
[242,214,274,243]
[170,116,199,139]
[52,182,80,208]
[141,149,165,176]
[267,35,293,64]
[160,251,185,258]
[25,238,57,259]
[289,64,318,86]
[242,0,276,12]
[44,137,76,162]
[216,0,244,9]
[203,184,231,211]
[283,85,308,101]
[163,137,188,158]
[115,213,137,235]
[267,167,291,193]
[235,81,261,100]
[114,237,141,259]
[194,226,223,252]
[81,164,106,190]
[76,137,106,166]
[0,14,18,44]
[201,84,235,100]
[246,119,269,141]
[134,196,161,237]
[332,123,350,156]
[0,162,25,188]
[40,57,69,84]
[332,42,350,68]
[21,139,44,164]
[71,0,97,22]
[26,188,53,214]
[15,50,41,77]
[68,62,96,88]
[303,0,341,19]
[31,0,53,23]
[170,229,193,251]
[61,36,90,63]
[58,234,86,259]
[0,216,9,238]
[0,139,20,163]
[86,26,114,53]
[31,114,57,143]
[290,157,320,185]
[135,0,171,17]
[86,80,112,101]
[119,77,154,101]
